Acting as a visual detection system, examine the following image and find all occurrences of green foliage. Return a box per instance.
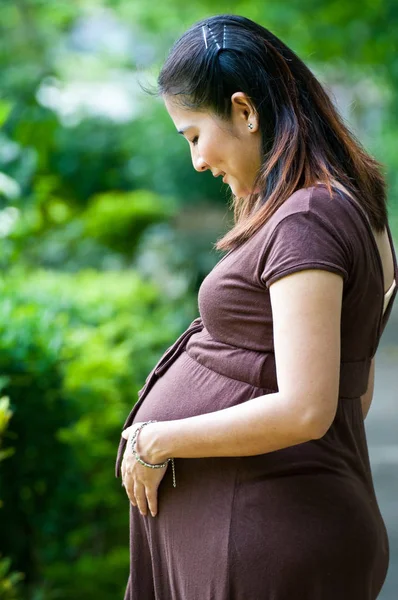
[0,398,24,598]
[0,101,13,128]
[0,554,24,600]
[0,268,197,599]
[0,398,15,467]
[1,0,396,278]
[83,189,176,254]
[0,396,13,440]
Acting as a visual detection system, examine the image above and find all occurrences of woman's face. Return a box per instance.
[163,92,263,198]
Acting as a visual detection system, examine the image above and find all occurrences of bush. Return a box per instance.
[0,267,196,600]
[0,397,24,599]
[83,189,176,255]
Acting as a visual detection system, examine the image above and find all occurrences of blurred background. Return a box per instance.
[0,1,397,598]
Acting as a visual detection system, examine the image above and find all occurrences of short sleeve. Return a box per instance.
[260,210,351,289]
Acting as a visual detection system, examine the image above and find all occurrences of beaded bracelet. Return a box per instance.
[130,420,176,488]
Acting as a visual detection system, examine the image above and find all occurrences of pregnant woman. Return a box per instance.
[115,14,397,600]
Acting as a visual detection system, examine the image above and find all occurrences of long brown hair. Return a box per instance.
[155,14,388,251]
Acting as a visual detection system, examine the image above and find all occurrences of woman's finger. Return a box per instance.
[125,477,137,507]
[123,479,137,506]
[146,487,158,517]
[120,465,127,493]
[121,458,137,506]
[129,489,137,507]
[134,481,148,516]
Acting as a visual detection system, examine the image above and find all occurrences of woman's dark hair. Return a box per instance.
[152,14,388,251]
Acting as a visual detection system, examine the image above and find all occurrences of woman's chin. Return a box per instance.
[232,184,248,197]
[227,179,253,199]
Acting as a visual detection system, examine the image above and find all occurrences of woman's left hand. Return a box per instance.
[121,422,167,518]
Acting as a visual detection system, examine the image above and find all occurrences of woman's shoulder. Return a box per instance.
[270,183,357,227]
[258,184,356,288]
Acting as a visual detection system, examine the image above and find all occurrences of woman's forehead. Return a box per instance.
[164,97,211,129]
[164,95,202,117]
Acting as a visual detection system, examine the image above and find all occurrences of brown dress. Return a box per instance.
[115,184,398,600]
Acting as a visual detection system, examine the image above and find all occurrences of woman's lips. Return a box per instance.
[222,174,227,183]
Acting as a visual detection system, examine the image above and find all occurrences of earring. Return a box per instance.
[248,123,253,130]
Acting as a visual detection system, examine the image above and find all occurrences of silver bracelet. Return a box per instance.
[130,420,176,487]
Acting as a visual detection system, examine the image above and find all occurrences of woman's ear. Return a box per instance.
[230,91,259,133]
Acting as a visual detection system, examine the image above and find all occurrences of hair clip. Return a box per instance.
[202,25,208,49]
[205,22,221,50]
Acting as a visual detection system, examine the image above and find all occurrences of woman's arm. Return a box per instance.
[140,269,344,463]
[361,356,375,420]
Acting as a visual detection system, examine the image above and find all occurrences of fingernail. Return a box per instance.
[151,512,156,517]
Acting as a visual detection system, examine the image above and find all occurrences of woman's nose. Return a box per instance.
[192,154,208,173]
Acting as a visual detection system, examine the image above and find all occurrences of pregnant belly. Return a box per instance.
[133,350,261,424]
[133,350,370,485]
